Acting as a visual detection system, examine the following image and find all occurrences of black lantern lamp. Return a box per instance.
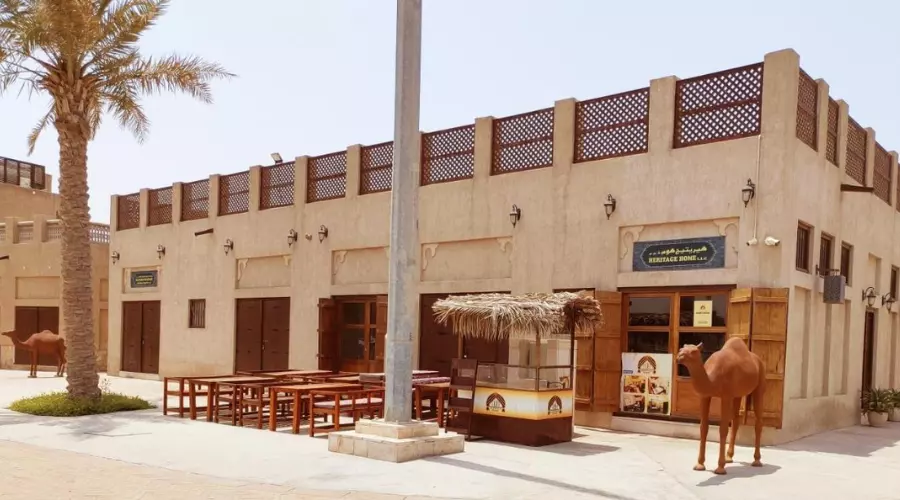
[882,293,896,312]
[509,204,522,228]
[742,179,756,207]
[224,239,234,255]
[318,225,329,243]
[156,244,166,259]
[111,251,120,264]
[863,287,877,308]
[604,194,617,220]
[287,229,298,247]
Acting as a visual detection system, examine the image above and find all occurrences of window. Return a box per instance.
[189,299,206,328]
[840,243,853,286]
[627,296,671,355]
[796,223,812,272]
[891,267,899,299]
[819,233,834,276]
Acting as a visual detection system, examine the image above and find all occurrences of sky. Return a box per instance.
[1,0,899,223]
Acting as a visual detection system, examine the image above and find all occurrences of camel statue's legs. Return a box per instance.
[694,397,711,471]
[726,397,741,463]
[714,398,733,475]
[752,385,765,467]
[28,350,37,378]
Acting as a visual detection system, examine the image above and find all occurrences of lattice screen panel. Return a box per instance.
[219,171,250,216]
[260,161,295,209]
[845,117,867,185]
[148,187,173,226]
[575,88,649,162]
[181,179,210,221]
[117,193,140,230]
[874,144,892,205]
[360,142,393,194]
[307,152,347,202]
[674,63,763,148]
[826,98,839,166]
[422,125,475,185]
[492,108,554,174]
[796,69,818,151]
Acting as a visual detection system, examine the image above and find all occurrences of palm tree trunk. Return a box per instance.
[57,121,100,400]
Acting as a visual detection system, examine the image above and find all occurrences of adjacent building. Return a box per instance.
[0,158,110,370]
[107,49,900,445]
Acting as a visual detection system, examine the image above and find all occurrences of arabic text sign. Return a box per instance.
[130,270,158,288]
[633,236,725,272]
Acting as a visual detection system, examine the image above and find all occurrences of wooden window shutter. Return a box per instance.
[574,298,595,411]
[749,288,788,429]
[375,295,388,362]
[591,291,623,412]
[316,298,338,371]
[727,288,752,417]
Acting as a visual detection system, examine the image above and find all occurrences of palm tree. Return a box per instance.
[0,0,232,399]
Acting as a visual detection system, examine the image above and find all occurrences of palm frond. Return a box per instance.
[110,53,234,104]
[27,103,54,154]
[101,81,149,141]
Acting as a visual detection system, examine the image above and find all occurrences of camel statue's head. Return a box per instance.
[676,342,703,365]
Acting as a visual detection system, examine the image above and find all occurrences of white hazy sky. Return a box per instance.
[1,0,898,223]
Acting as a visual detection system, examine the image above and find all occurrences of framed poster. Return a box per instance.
[693,300,713,327]
[620,353,672,416]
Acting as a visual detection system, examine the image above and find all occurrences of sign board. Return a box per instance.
[130,270,158,288]
[693,300,713,327]
[632,236,725,272]
[620,353,672,416]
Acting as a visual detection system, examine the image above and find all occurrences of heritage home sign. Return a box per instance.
[632,236,725,272]
[130,270,159,288]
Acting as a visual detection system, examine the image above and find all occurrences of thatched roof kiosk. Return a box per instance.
[431,291,602,342]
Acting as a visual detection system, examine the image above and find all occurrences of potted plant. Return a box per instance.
[861,388,893,427]
[890,390,900,422]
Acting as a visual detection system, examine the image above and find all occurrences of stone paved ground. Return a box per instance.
[0,371,898,500]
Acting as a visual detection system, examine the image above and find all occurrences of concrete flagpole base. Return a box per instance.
[327,419,464,463]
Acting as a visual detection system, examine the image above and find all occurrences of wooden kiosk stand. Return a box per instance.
[432,292,602,447]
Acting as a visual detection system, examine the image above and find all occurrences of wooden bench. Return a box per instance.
[163,375,230,417]
[308,387,384,437]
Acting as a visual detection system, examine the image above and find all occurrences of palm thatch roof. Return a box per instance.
[431,292,602,341]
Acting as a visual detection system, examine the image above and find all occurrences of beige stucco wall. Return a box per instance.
[0,216,110,370]
[107,48,900,444]
[0,174,57,219]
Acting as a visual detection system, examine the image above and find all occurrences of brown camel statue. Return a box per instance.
[676,338,765,475]
[0,330,67,378]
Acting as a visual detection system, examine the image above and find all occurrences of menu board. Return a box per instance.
[620,353,672,416]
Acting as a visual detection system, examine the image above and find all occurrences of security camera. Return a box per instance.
[746,237,758,246]
[764,236,781,246]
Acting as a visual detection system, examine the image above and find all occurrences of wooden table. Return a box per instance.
[302,372,358,383]
[254,370,333,379]
[415,382,450,427]
[267,383,360,434]
[187,376,275,421]
[162,375,230,417]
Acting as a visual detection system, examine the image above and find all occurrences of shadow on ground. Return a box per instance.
[425,455,638,500]
[776,422,900,458]
[694,462,781,487]
[485,439,619,457]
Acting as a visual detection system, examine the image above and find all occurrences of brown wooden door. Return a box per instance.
[463,336,509,364]
[317,298,338,371]
[140,301,161,374]
[13,307,38,365]
[862,310,876,392]
[419,294,458,377]
[261,298,290,371]
[121,302,143,372]
[36,307,60,366]
[748,288,789,429]
[373,296,387,373]
[592,291,623,412]
[235,299,263,373]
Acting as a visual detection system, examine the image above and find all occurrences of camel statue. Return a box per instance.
[0,330,67,378]
[676,338,765,475]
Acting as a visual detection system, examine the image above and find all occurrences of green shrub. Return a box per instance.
[9,392,153,417]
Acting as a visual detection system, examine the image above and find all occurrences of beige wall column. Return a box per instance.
[815,80,829,160]
[864,128,876,188]
[109,195,119,231]
[208,175,220,220]
[345,147,361,200]
[473,117,493,180]
[33,216,47,243]
[43,173,53,193]
[648,76,677,154]
[172,183,183,224]
[249,166,262,213]
[138,189,149,229]
[294,156,308,205]
[889,152,898,210]
[837,101,849,173]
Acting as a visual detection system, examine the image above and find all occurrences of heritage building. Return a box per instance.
[107,49,900,444]
[0,157,111,370]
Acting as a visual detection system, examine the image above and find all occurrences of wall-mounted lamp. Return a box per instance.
[741,179,756,207]
[318,225,329,243]
[224,239,234,255]
[509,204,522,228]
[287,229,298,247]
[111,251,120,264]
[862,286,877,308]
[156,244,166,260]
[271,152,283,164]
[883,293,896,312]
[604,194,617,220]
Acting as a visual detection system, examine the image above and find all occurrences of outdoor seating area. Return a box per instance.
[161,369,451,437]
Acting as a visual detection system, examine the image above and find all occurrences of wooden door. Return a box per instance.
[591,291,622,412]
[36,307,59,366]
[373,296,387,373]
[317,298,338,371]
[121,302,143,373]
[337,299,371,373]
[749,288,789,429]
[13,307,38,365]
[261,298,290,371]
[140,301,161,374]
[862,310,876,392]
[235,299,263,373]
[419,294,458,376]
